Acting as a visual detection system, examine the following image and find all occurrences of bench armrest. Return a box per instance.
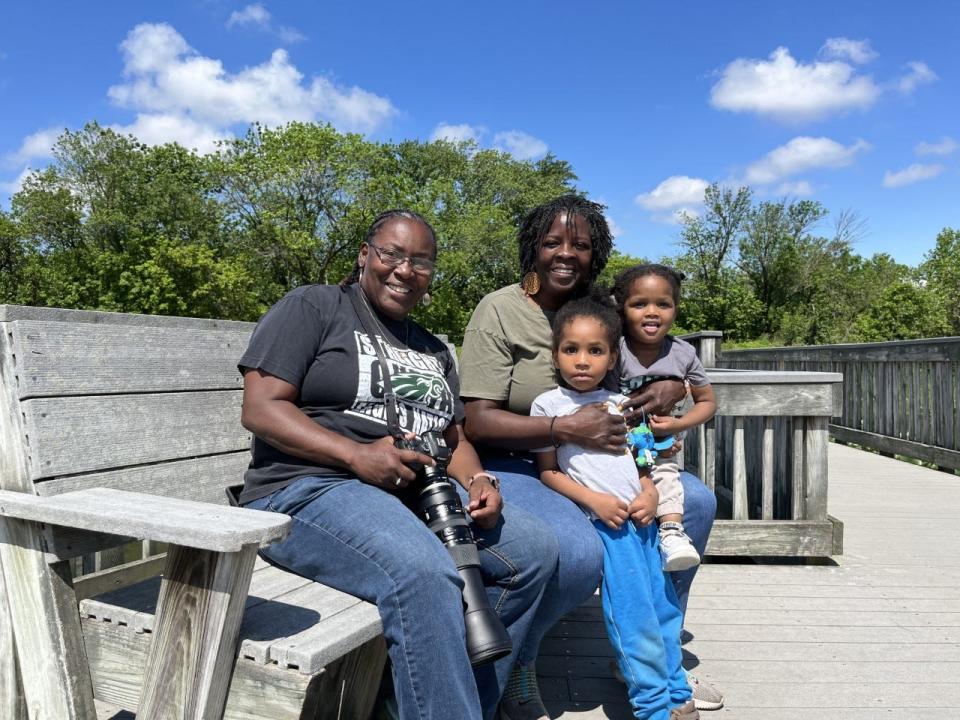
[0,488,289,552]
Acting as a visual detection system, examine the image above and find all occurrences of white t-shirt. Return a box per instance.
[530,386,643,515]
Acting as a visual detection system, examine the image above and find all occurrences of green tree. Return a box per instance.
[921,228,960,334]
[854,281,951,341]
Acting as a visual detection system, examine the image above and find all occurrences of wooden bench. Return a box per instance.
[0,305,387,719]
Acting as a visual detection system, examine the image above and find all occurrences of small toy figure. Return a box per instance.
[626,423,675,468]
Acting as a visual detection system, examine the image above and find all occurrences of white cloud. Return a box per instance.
[605,216,624,238]
[635,175,709,212]
[710,46,881,122]
[110,113,228,154]
[897,61,937,94]
[915,136,958,156]
[277,26,306,44]
[0,166,34,195]
[228,4,271,29]
[744,136,870,184]
[5,126,61,167]
[430,123,484,144]
[107,23,395,140]
[493,130,548,160]
[820,37,877,65]
[772,180,814,196]
[882,163,945,188]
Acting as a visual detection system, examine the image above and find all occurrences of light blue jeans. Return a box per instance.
[595,520,691,719]
[481,454,716,662]
[247,475,558,720]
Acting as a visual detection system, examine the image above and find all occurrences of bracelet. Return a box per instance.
[468,472,500,490]
[549,416,561,448]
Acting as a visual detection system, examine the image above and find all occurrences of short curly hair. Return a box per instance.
[611,263,684,306]
[517,195,613,286]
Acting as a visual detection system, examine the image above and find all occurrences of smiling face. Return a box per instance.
[358,217,435,320]
[533,212,593,311]
[622,274,678,349]
[554,316,618,393]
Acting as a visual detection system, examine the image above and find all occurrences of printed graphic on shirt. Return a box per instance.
[348,331,454,435]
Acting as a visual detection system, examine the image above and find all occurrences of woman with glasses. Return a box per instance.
[459,195,719,719]
[238,210,558,720]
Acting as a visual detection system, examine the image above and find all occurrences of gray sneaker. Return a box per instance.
[658,522,700,572]
[687,673,724,710]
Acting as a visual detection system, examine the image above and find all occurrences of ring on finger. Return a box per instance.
[394,477,403,486]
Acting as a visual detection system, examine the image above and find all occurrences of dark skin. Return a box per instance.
[464,211,685,453]
[241,217,503,528]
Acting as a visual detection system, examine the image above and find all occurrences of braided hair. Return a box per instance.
[517,195,613,285]
[339,210,438,287]
[611,263,684,307]
[552,287,622,351]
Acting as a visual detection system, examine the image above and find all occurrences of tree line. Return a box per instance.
[1,122,957,346]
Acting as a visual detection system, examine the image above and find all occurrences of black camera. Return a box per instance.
[396,431,512,667]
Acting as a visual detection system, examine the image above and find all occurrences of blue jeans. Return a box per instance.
[247,476,558,720]
[595,520,690,720]
[481,455,715,660]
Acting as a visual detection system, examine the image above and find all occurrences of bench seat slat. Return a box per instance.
[0,489,289,552]
[23,391,248,480]
[7,320,251,398]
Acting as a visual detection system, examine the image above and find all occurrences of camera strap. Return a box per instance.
[347,284,405,439]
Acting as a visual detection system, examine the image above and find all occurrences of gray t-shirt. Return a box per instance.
[530,387,641,517]
[618,335,709,388]
[238,283,463,503]
[459,284,558,416]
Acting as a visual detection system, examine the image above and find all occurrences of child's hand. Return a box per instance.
[648,414,682,435]
[587,491,629,530]
[628,486,658,527]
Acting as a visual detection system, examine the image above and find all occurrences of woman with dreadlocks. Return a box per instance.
[459,195,720,719]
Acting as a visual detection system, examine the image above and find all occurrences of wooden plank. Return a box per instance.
[139,543,258,720]
[829,425,960,471]
[41,525,134,563]
[703,419,716,491]
[804,417,829,521]
[37,452,249,506]
[705,519,837,556]
[0,555,27,720]
[0,521,97,718]
[791,420,805,520]
[7,320,250,398]
[0,303,254,331]
[22,391,249,480]
[732,418,747,520]
[0,488,289,552]
[74,554,168,602]
[712,382,839,416]
[761,417,774,520]
[720,336,960,363]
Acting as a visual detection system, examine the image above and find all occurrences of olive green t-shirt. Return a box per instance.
[459,284,557,416]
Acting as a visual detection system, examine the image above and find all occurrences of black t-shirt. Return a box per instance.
[238,283,464,503]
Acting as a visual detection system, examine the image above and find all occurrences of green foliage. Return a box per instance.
[854,281,952,341]
[920,227,960,334]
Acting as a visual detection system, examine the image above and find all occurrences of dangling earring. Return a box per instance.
[420,291,432,307]
[521,271,541,296]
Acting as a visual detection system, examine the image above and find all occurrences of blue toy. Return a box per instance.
[626,423,675,468]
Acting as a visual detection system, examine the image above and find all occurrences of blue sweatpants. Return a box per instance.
[594,520,691,720]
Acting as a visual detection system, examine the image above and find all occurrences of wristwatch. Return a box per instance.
[468,472,500,490]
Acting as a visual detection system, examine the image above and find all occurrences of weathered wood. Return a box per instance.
[791,422,805,520]
[40,525,134,563]
[0,303,253,331]
[804,417,829,521]
[732,418,748,520]
[830,424,960,470]
[0,555,27,720]
[22,391,248,480]
[0,520,97,718]
[6,320,250,398]
[139,543,258,719]
[711,381,838,416]
[0,488,289,552]
[705,519,838,556]
[761,417,774,520]
[74,554,168,602]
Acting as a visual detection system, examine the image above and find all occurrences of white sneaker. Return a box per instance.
[658,522,700,572]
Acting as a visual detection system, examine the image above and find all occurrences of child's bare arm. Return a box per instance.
[536,450,628,529]
[648,383,717,435]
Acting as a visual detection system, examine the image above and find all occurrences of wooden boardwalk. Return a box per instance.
[540,443,960,719]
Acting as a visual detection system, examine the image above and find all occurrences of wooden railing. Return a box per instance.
[715,336,960,472]
[681,332,844,556]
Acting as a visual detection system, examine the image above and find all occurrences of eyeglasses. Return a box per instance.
[367,242,436,276]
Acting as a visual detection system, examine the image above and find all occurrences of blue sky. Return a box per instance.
[1,1,957,266]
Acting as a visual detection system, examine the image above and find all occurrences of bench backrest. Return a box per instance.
[0,305,255,503]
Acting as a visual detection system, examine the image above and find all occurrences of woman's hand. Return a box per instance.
[555,404,627,453]
[628,484,659,527]
[586,491,629,530]
[346,435,436,491]
[465,476,503,529]
[620,379,686,424]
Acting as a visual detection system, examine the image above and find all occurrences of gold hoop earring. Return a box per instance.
[420,291,432,307]
[521,271,541,296]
